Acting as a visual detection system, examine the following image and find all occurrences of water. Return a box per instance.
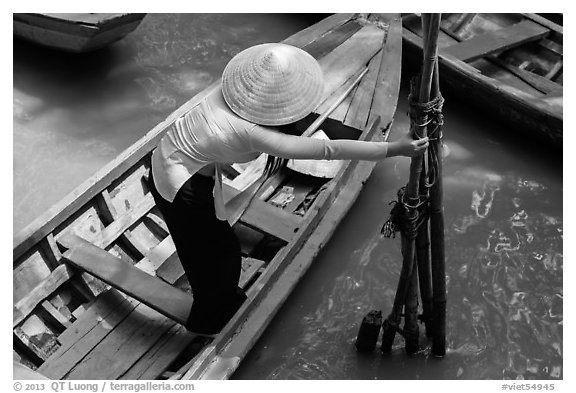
[13,14,563,380]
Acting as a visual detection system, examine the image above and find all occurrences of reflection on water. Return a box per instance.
[447,170,562,380]
[13,14,562,380]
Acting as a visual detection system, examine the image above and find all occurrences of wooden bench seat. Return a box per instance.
[442,19,550,62]
[38,236,264,379]
[62,237,192,325]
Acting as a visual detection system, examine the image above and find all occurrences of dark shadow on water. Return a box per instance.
[14,37,133,109]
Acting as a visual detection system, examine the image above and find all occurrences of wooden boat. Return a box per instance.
[402,13,563,148]
[13,13,146,53]
[13,13,402,380]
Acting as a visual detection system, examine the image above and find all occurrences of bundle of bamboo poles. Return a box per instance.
[355,13,446,357]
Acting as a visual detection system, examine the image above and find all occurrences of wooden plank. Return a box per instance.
[14,330,48,365]
[280,177,320,214]
[136,236,178,277]
[302,20,363,60]
[97,190,117,222]
[45,233,100,301]
[120,229,148,260]
[120,324,196,380]
[41,234,62,268]
[13,13,97,37]
[155,253,182,285]
[39,300,72,330]
[63,238,192,326]
[234,224,265,257]
[99,190,150,259]
[107,164,149,215]
[329,83,359,122]
[13,361,49,380]
[38,290,138,379]
[368,18,403,130]
[64,303,175,380]
[439,23,561,95]
[539,37,563,56]
[144,210,169,237]
[240,200,302,242]
[317,24,386,103]
[522,13,563,35]
[14,252,52,304]
[41,13,141,27]
[239,258,265,288]
[14,315,59,363]
[317,67,366,121]
[403,27,481,76]
[442,19,550,62]
[13,264,75,327]
[450,13,477,34]
[96,193,155,248]
[489,57,562,94]
[55,289,128,347]
[55,193,153,254]
[47,292,76,322]
[283,13,355,47]
[344,46,385,129]
[544,60,562,80]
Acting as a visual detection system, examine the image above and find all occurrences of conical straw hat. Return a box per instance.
[221,43,324,126]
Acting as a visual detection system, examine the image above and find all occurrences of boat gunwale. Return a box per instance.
[14,13,146,30]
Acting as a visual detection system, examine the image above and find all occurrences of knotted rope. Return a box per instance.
[381,80,444,239]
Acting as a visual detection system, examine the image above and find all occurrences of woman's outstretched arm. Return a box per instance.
[247,126,428,160]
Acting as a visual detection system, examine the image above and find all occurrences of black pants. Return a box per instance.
[148,169,246,334]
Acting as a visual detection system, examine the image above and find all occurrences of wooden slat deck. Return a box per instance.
[39,245,264,380]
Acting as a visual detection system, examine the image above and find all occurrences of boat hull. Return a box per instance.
[13,13,146,52]
[402,13,562,148]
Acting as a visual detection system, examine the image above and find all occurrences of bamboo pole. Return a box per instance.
[381,13,442,354]
[414,14,436,340]
[428,57,447,357]
[415,219,433,338]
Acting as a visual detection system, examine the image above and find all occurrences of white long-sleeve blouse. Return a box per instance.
[151,86,389,220]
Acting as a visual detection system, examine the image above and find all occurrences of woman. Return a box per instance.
[149,43,428,337]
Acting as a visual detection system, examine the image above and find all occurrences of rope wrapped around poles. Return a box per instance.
[379,12,443,356]
[381,81,444,239]
[379,78,445,353]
